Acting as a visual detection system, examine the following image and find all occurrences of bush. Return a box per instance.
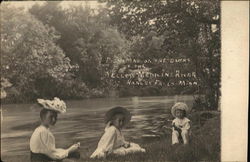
[88,88,105,98]
[56,79,89,99]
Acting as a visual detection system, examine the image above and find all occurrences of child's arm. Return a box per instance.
[91,126,116,158]
[182,121,191,130]
[101,127,117,154]
[172,123,182,132]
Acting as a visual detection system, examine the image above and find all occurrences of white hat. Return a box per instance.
[171,102,189,117]
[37,97,66,113]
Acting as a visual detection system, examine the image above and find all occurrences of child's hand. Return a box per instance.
[123,142,130,148]
[68,145,77,153]
[173,126,182,133]
[172,124,182,132]
[68,143,80,153]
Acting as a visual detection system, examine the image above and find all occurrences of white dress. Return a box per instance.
[172,117,191,144]
[30,125,69,160]
[90,125,145,158]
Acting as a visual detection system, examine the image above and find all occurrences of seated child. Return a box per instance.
[90,106,145,158]
[171,102,191,145]
[30,97,80,162]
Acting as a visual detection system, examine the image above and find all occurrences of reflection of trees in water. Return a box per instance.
[127,96,194,140]
[125,103,174,140]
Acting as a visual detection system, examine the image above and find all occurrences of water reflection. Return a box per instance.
[1,95,194,159]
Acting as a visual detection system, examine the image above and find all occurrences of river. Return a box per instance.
[1,95,194,160]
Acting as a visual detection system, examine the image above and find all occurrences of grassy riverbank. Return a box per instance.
[3,111,220,162]
[81,111,220,162]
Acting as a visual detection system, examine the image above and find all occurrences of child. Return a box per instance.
[90,106,145,158]
[30,97,80,162]
[171,102,191,145]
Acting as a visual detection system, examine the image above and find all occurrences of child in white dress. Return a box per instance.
[90,106,145,158]
[30,97,80,162]
[171,102,191,145]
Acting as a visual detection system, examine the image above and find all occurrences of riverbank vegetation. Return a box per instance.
[1,0,220,111]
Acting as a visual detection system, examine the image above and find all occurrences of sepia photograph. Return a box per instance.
[0,1,248,162]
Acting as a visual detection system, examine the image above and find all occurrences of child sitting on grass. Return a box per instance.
[30,97,80,162]
[90,106,145,158]
[171,102,191,145]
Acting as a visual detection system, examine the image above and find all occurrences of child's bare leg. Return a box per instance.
[172,130,180,144]
[181,130,189,144]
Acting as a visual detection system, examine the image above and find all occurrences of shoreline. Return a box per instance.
[1,110,220,162]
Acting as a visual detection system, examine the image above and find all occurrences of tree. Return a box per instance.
[29,2,130,91]
[1,4,73,102]
[103,0,221,109]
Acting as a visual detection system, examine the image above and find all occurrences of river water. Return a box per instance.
[1,95,194,160]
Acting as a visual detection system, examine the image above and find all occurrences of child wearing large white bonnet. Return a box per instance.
[30,97,80,162]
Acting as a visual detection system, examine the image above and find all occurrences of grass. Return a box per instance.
[2,111,220,162]
[80,111,220,162]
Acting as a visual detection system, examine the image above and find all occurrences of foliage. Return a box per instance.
[1,77,12,99]
[103,0,221,110]
[1,1,220,105]
[29,2,130,89]
[1,4,73,102]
